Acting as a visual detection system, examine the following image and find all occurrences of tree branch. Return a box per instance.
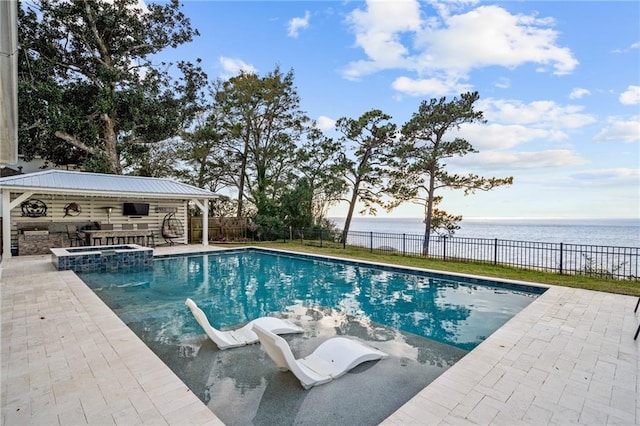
[82,0,112,67]
[54,131,98,155]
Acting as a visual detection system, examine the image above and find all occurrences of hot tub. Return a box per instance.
[50,244,153,273]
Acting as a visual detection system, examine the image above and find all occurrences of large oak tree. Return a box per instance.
[18,0,203,174]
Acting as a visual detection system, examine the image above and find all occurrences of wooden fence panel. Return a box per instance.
[188,217,248,242]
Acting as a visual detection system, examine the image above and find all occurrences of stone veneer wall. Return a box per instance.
[18,234,69,255]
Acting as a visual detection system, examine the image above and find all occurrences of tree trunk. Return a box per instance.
[236,137,249,217]
[342,180,360,243]
[422,171,436,255]
[422,216,431,255]
[101,113,121,174]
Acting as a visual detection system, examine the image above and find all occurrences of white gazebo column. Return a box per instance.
[202,199,209,246]
[2,190,34,260]
[191,199,209,246]
[2,190,11,260]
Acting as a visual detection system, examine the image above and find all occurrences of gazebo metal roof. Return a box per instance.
[0,170,219,199]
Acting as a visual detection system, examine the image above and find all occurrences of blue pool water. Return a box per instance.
[78,248,544,351]
[77,248,546,424]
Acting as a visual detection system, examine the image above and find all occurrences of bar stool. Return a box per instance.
[66,224,84,247]
[101,223,115,245]
[91,224,105,245]
[147,232,156,247]
[121,223,136,243]
[136,223,150,246]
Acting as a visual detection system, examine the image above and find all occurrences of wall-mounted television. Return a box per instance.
[123,202,150,216]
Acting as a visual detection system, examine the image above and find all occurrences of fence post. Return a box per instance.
[443,236,447,260]
[342,231,346,249]
[559,242,563,275]
[494,238,498,265]
[370,232,373,253]
[402,234,406,256]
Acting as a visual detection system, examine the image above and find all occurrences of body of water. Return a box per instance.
[329,217,640,248]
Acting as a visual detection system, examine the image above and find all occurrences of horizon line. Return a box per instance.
[326,216,639,221]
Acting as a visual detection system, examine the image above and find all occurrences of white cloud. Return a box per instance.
[454,149,587,169]
[391,75,471,97]
[619,85,640,105]
[218,57,257,79]
[287,11,310,38]
[343,0,421,80]
[593,117,640,143]
[430,0,481,19]
[612,41,640,53]
[569,88,591,99]
[457,123,565,150]
[478,98,596,129]
[494,78,510,89]
[342,2,578,89]
[569,168,640,186]
[316,115,336,130]
[415,6,577,75]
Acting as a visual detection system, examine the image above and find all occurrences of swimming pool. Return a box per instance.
[77,248,545,424]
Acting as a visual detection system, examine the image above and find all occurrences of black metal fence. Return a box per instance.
[347,230,639,281]
[191,224,639,280]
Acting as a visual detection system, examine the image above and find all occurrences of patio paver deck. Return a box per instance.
[2,245,638,425]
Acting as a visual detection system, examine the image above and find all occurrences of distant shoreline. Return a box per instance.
[329,216,639,222]
[328,216,640,247]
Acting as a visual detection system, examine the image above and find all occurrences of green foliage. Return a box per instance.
[175,112,232,192]
[335,109,397,238]
[580,255,630,279]
[430,197,462,236]
[122,141,178,178]
[279,178,314,229]
[188,195,237,217]
[250,214,285,241]
[214,67,310,217]
[18,0,203,174]
[387,92,513,252]
[295,127,347,222]
[209,196,238,218]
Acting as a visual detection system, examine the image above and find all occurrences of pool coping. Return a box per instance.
[2,245,639,425]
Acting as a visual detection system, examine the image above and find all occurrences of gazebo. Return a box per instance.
[0,170,219,258]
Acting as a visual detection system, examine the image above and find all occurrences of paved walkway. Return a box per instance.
[1,246,638,425]
[1,246,224,425]
[383,284,639,425]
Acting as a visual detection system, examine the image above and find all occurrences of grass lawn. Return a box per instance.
[223,241,640,297]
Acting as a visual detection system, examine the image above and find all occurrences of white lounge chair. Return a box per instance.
[185,298,303,350]
[252,323,388,389]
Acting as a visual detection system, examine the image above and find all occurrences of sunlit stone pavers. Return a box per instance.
[2,247,638,425]
[1,250,223,425]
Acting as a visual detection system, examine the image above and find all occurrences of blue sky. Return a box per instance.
[160,0,639,219]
